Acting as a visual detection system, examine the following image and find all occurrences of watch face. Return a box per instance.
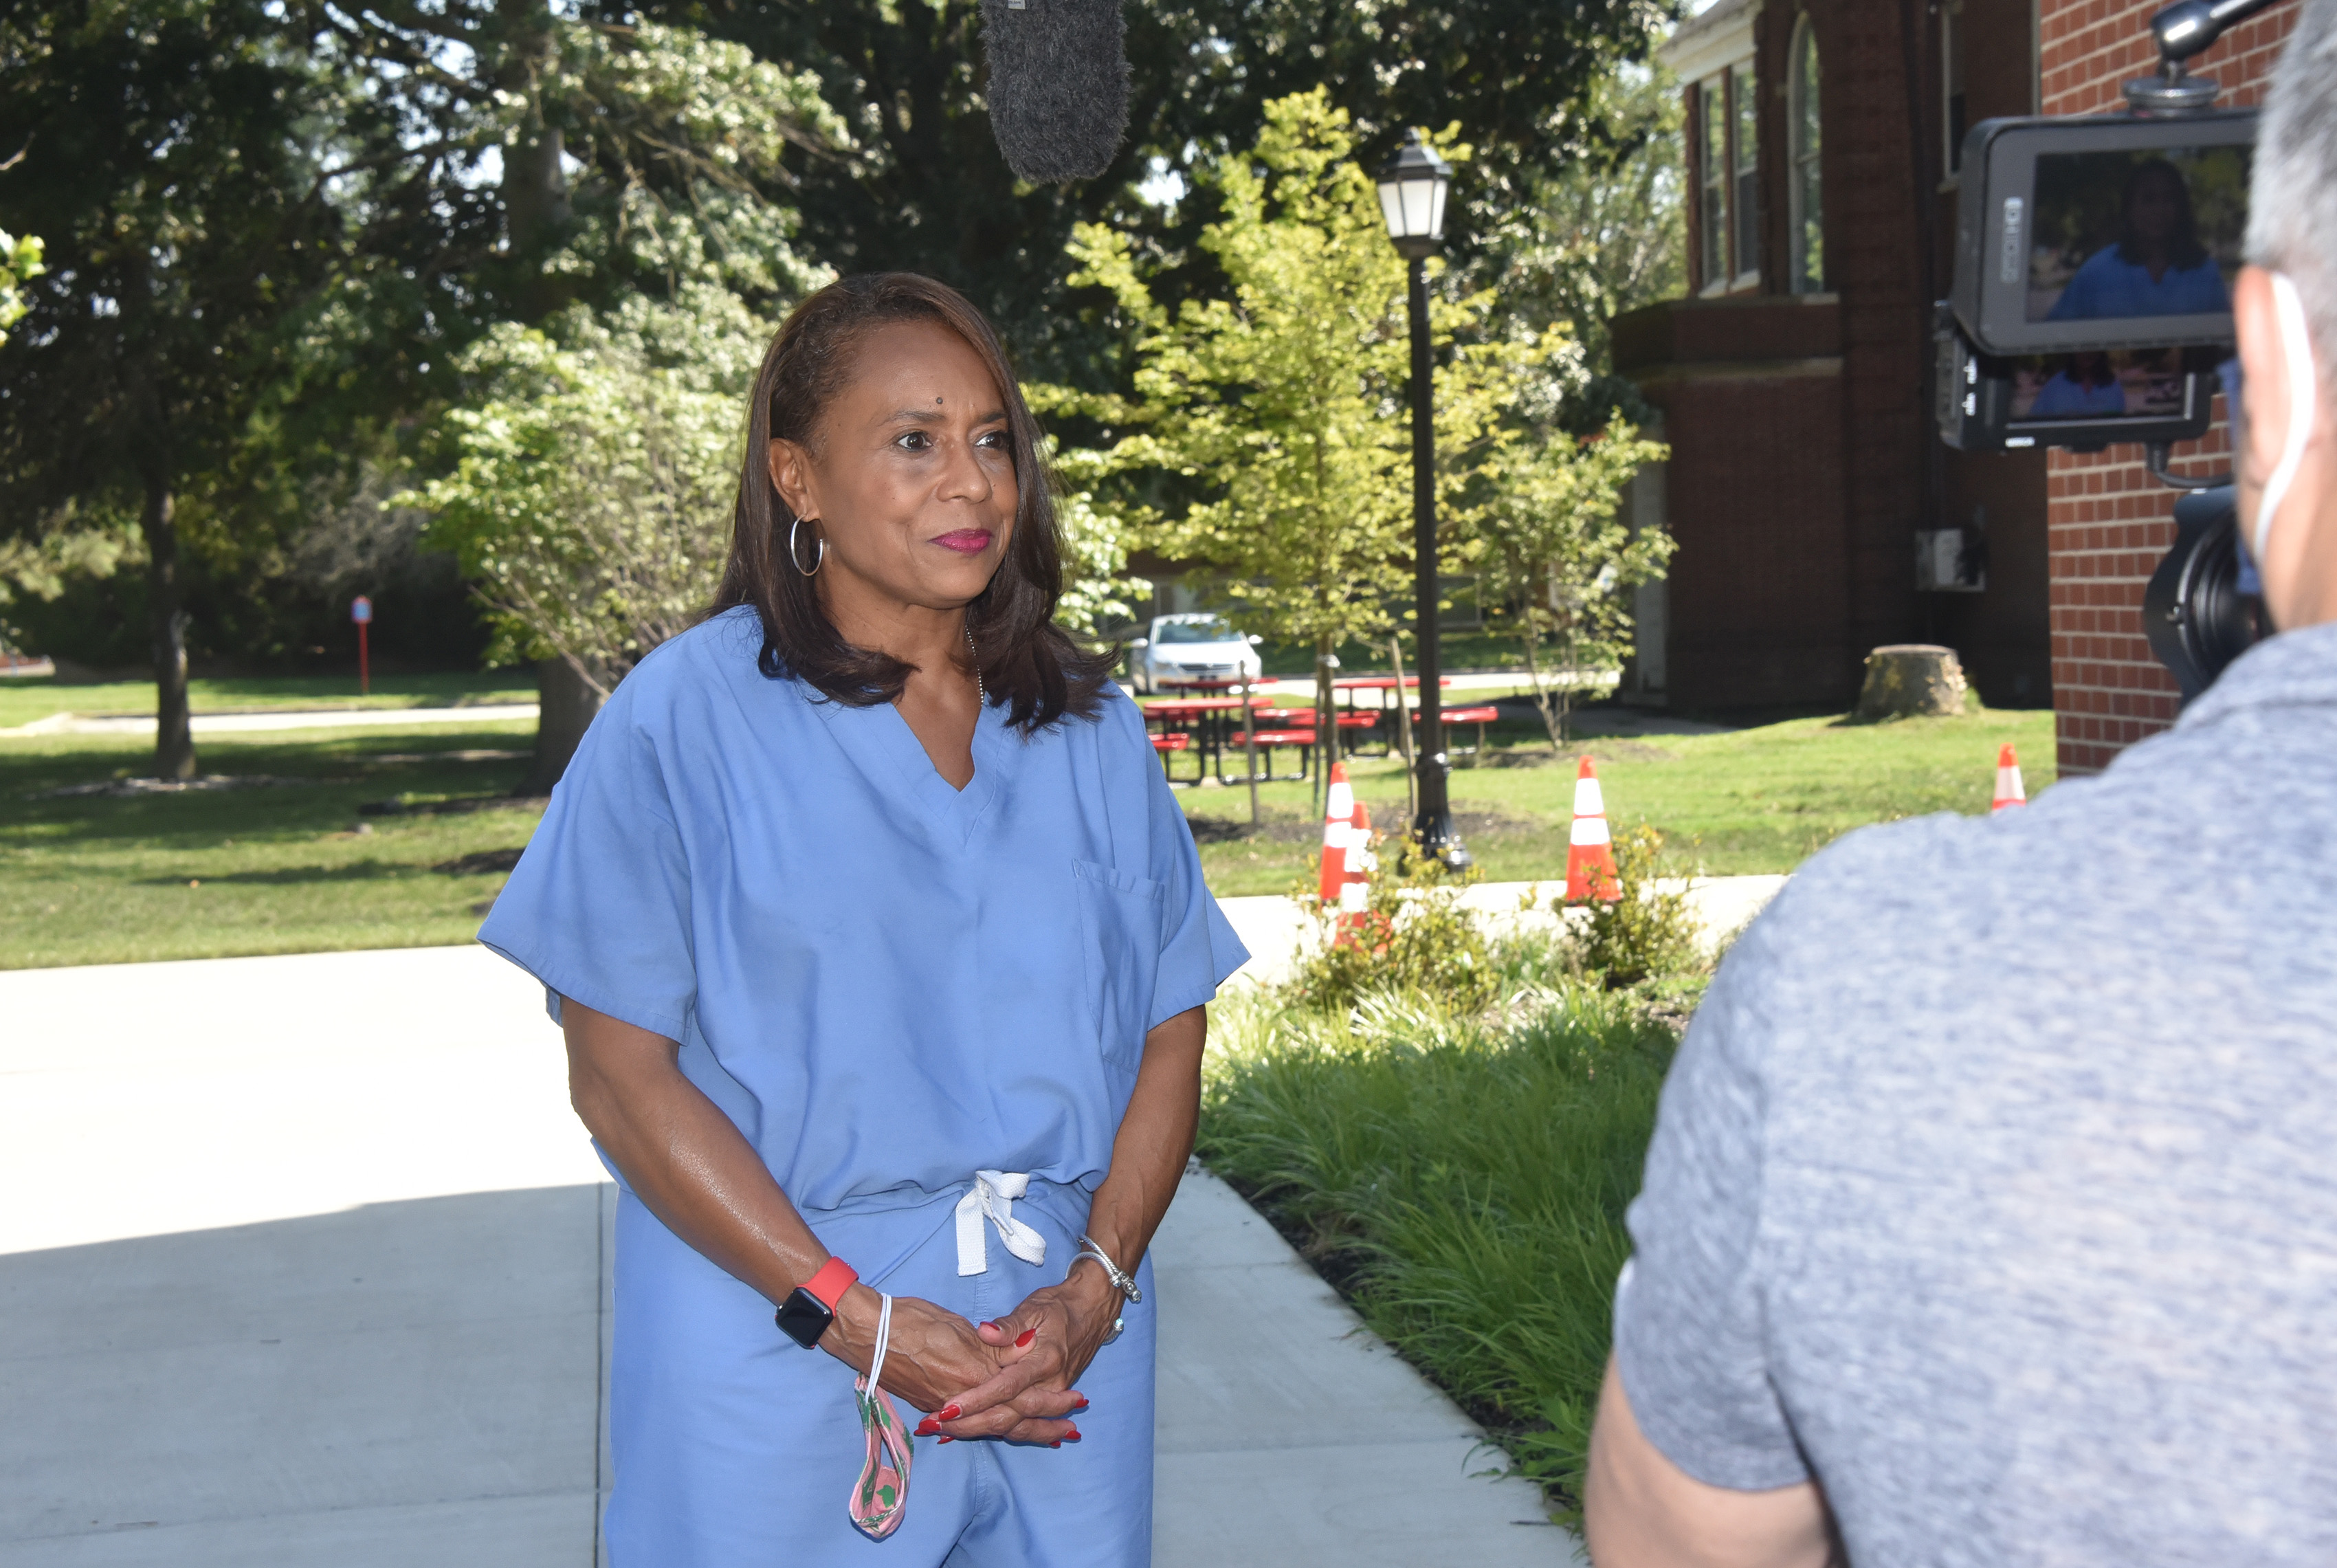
[775,1287,835,1349]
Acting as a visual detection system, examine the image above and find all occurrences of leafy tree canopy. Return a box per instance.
[650,0,1675,386]
[1043,91,1564,664]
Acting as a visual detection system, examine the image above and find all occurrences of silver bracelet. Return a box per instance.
[1075,1235,1142,1304]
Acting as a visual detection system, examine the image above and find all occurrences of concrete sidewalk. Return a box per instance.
[1216,874,1789,989]
[0,947,1581,1566]
[1,703,541,738]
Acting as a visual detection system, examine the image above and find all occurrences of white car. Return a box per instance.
[1126,614,1264,693]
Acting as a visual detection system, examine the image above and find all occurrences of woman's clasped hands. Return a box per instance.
[824,1261,1123,1447]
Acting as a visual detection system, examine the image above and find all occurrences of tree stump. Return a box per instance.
[1857,644,1967,720]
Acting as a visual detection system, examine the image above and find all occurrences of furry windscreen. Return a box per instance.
[980,0,1131,184]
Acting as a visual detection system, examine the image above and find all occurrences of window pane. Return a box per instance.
[1701,79,1727,287]
[1731,63,1759,279]
[1791,24,1824,293]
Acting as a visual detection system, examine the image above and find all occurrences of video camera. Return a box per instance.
[1935,0,2289,694]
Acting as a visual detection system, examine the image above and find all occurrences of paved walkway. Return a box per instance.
[0,947,1582,1566]
[1217,875,1790,989]
[1,703,542,738]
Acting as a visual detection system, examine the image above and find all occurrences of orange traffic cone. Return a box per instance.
[1340,800,1377,936]
[1565,755,1621,902]
[1319,762,1355,907]
[1320,765,1378,944]
[1992,743,2026,813]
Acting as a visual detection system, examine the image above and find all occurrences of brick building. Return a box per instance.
[1623,0,2294,775]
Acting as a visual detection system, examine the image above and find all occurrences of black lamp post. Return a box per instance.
[1375,129,1469,870]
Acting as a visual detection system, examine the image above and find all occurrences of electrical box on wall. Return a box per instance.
[1916,529,1986,593]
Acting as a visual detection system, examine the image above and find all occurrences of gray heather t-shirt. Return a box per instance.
[1615,621,2337,1566]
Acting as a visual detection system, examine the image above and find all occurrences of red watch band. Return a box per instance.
[801,1256,857,1311]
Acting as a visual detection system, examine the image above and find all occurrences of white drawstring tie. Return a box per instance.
[955,1170,1047,1277]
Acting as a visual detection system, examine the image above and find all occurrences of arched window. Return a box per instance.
[1788,16,1826,294]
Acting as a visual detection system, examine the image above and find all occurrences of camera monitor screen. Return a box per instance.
[1951,112,2254,355]
[2007,347,2197,421]
[2026,148,2250,323]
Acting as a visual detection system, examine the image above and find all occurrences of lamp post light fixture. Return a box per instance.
[1374,129,1470,870]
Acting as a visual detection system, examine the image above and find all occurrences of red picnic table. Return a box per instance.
[1141,693,1277,785]
[1327,674,1450,758]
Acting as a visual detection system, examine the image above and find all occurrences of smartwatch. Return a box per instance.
[775,1257,857,1349]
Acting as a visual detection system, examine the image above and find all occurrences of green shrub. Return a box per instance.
[1283,830,1496,1015]
[1566,824,1701,989]
[1199,977,1675,1521]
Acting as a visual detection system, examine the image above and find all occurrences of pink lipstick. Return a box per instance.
[933,529,993,555]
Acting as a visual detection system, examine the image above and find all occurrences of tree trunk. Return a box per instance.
[140,471,197,781]
[1856,644,1968,720]
[497,0,571,322]
[520,655,603,797]
[1388,634,1417,824]
[1520,620,1564,753]
[1312,635,1335,817]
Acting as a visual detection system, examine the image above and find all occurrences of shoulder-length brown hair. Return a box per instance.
[711,272,1116,732]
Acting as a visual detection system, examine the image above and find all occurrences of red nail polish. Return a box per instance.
[1049,1440,1061,1449]
[938,1403,962,1422]
[914,1419,939,1437]
[979,1321,998,1333]
[1015,1327,1036,1349]
[1072,1395,1089,1411]
[937,1435,954,1444]
[1066,1425,1082,1442]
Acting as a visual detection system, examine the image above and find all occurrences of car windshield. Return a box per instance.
[1155,618,1239,645]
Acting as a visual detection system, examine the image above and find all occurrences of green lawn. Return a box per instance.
[0,722,542,969]
[1182,705,2057,895]
[0,670,538,729]
[1,690,2056,969]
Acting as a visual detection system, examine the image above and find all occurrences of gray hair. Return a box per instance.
[2246,0,2337,393]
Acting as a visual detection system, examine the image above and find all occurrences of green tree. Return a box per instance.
[654,0,1670,388]
[1048,90,1561,771]
[0,4,838,775]
[0,226,40,346]
[0,0,363,776]
[404,285,769,792]
[1048,450,1153,641]
[1487,62,1686,428]
[1474,414,1670,745]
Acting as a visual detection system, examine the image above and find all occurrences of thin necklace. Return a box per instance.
[966,624,986,708]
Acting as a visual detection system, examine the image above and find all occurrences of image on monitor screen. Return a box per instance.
[2026,146,2250,323]
[2006,347,2191,422]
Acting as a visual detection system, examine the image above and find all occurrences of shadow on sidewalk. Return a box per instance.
[0,1186,608,1568]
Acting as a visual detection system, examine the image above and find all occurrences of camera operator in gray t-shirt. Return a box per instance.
[1582,10,2337,1566]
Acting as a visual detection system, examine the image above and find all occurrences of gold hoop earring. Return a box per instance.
[788,516,826,577]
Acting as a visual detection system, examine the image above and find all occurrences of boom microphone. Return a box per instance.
[979,0,1130,184]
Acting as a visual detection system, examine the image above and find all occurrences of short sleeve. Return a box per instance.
[477,678,696,1042]
[1612,917,1808,1491]
[1116,697,1248,1028]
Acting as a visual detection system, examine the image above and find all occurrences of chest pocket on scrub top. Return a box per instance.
[1072,859,1168,1072]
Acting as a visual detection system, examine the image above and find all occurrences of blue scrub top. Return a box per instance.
[480,606,1249,1215]
[2047,245,2230,320]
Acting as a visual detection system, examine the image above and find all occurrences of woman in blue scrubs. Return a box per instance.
[480,273,1248,1565]
[2048,158,2231,322]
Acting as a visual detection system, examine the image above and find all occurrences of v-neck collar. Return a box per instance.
[818,689,1004,848]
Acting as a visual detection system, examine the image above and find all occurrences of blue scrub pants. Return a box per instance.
[606,1178,1156,1567]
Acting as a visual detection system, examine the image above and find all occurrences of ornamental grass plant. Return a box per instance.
[1198,934,1685,1521]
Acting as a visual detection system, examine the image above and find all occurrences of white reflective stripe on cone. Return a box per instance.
[1326,779,1355,821]
[1573,777,1605,817]
[1571,815,1612,847]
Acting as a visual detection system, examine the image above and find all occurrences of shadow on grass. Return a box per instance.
[134,860,408,887]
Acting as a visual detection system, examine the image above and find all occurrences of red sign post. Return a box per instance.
[351,595,373,695]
